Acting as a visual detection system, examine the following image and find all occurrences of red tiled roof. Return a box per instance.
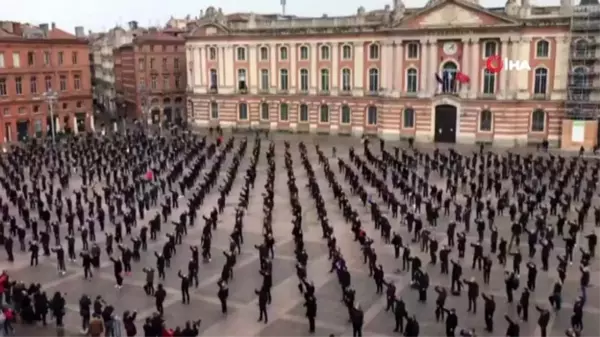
[135,31,184,43]
[48,28,77,39]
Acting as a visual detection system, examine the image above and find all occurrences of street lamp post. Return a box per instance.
[43,90,58,145]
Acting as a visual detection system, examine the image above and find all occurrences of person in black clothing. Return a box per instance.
[482,293,496,332]
[394,297,407,333]
[181,320,201,337]
[444,308,458,337]
[217,280,229,314]
[255,287,269,323]
[505,315,520,337]
[177,270,191,304]
[536,305,551,337]
[123,310,137,337]
[351,304,364,337]
[154,284,167,315]
[304,294,317,333]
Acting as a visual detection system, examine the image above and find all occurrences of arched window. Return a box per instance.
[403,108,415,128]
[534,68,548,95]
[237,68,247,90]
[299,69,309,92]
[236,47,246,61]
[441,61,458,93]
[280,69,289,91]
[341,69,352,92]
[279,46,288,61]
[260,69,269,91]
[209,69,218,88]
[238,103,248,120]
[210,101,219,119]
[341,105,351,124]
[531,109,545,132]
[367,106,377,125]
[299,46,309,60]
[368,43,380,60]
[320,45,330,60]
[280,103,289,121]
[483,69,496,95]
[479,110,492,132]
[320,104,329,123]
[320,69,330,92]
[259,46,269,61]
[571,67,590,101]
[406,68,418,93]
[368,68,379,92]
[260,102,269,120]
[163,98,171,105]
[299,104,309,122]
[342,45,352,60]
[209,47,217,60]
[536,40,550,58]
[174,97,183,105]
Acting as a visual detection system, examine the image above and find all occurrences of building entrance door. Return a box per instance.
[434,104,457,143]
[16,120,29,141]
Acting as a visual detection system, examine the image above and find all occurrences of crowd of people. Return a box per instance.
[0,125,595,337]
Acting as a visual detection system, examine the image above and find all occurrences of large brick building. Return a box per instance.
[114,29,187,125]
[0,21,93,142]
[183,0,599,146]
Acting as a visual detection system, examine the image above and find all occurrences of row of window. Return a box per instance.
[0,74,83,96]
[212,66,551,95]
[138,57,181,71]
[0,50,80,69]
[139,75,183,91]
[202,39,553,64]
[206,103,547,133]
[2,101,85,116]
[483,40,550,59]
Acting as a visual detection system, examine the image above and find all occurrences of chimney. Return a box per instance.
[51,22,56,30]
[75,26,85,37]
[128,21,138,30]
[39,23,49,35]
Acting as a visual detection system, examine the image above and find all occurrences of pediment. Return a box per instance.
[189,22,229,37]
[401,0,517,28]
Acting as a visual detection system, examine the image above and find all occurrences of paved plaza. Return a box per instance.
[3,133,599,336]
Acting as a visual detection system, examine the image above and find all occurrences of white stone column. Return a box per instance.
[270,44,277,88]
[429,39,438,94]
[469,38,480,99]
[460,38,470,98]
[516,37,531,99]
[508,38,519,99]
[353,42,364,95]
[419,39,429,96]
[249,45,258,94]
[199,46,206,87]
[290,44,297,92]
[394,41,403,95]
[499,37,509,99]
[72,117,77,134]
[331,42,339,92]
[310,43,318,92]
[380,43,389,93]
[224,46,234,88]
[218,45,225,87]
[553,36,569,91]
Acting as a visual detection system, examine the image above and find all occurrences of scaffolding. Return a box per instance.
[566,1,600,120]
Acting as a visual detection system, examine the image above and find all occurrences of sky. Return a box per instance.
[6,0,562,34]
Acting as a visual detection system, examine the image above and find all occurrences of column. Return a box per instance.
[394,40,403,94]
[380,43,389,93]
[331,42,339,91]
[419,39,429,95]
[199,46,207,87]
[499,36,509,98]
[353,42,364,93]
[469,38,480,98]
[428,40,438,94]
[72,117,77,134]
[310,43,318,91]
[249,45,258,93]
[218,45,225,87]
[508,38,519,98]
[224,46,234,88]
[187,47,195,87]
[290,44,297,92]
[270,43,277,87]
[553,36,569,91]
[516,37,531,98]
[460,38,470,97]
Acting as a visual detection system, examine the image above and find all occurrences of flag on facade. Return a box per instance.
[456,72,470,84]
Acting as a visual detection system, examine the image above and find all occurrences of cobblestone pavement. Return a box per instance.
[3,133,599,337]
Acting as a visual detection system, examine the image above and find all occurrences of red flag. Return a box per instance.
[145,170,154,181]
[456,72,470,84]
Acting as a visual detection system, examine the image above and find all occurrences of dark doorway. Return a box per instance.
[164,108,172,126]
[151,109,160,125]
[76,113,86,133]
[174,108,182,126]
[434,104,457,143]
[16,120,29,141]
[46,116,57,135]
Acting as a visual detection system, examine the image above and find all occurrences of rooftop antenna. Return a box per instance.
[281,0,287,16]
